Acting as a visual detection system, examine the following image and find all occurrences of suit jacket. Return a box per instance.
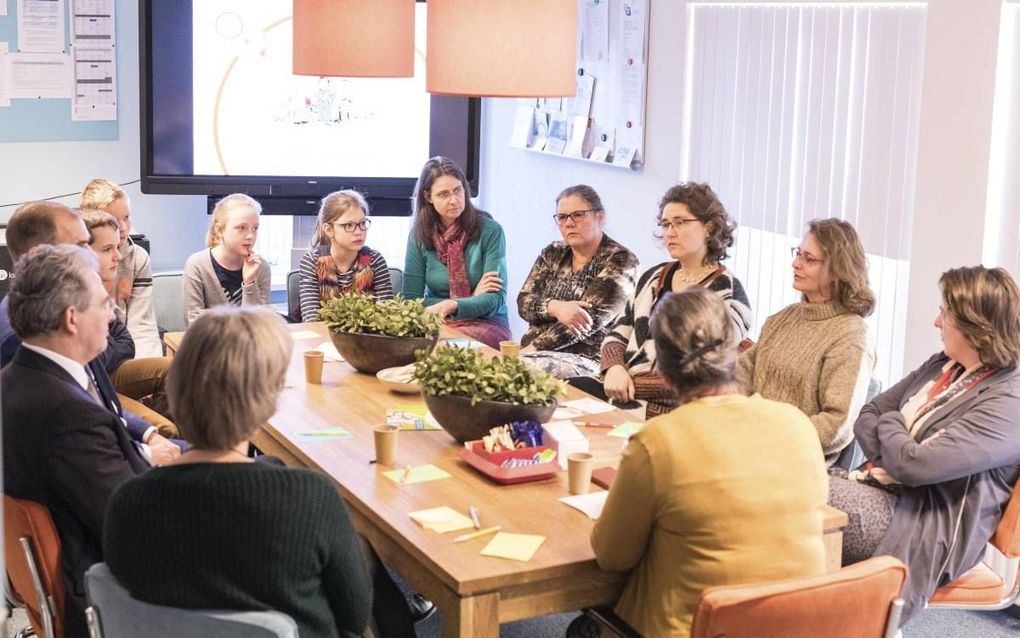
[2,346,149,637]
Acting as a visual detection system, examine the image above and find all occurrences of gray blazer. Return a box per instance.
[854,352,1020,621]
[182,249,272,324]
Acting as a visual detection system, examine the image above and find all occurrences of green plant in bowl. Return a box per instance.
[413,344,565,442]
[316,294,443,373]
[318,294,443,338]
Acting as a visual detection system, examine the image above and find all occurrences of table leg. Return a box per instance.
[436,589,500,638]
[823,530,844,572]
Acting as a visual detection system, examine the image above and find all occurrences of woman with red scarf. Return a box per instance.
[402,157,510,348]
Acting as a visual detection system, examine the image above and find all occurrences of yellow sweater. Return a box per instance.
[591,394,828,637]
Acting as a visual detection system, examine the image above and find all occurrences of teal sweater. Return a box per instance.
[402,215,509,325]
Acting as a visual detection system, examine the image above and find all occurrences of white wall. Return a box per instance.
[0,0,207,272]
[476,1,687,339]
[478,0,1012,376]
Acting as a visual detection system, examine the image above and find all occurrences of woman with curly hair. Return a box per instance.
[575,182,752,418]
[738,218,876,465]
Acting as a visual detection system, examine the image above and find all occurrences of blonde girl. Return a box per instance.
[182,193,271,324]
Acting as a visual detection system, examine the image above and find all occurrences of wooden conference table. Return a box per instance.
[164,322,848,638]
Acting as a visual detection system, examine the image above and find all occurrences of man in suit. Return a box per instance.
[2,245,151,638]
[0,201,180,461]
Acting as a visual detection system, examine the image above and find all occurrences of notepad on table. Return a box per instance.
[408,506,475,533]
[559,491,609,520]
[606,421,642,439]
[562,397,616,415]
[290,330,320,340]
[311,341,344,362]
[386,405,440,431]
[384,464,451,485]
[480,532,546,562]
[295,427,352,442]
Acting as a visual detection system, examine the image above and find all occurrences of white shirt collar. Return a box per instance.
[21,342,91,392]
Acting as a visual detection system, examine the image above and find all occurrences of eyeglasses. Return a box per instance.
[553,209,597,225]
[431,185,465,205]
[656,218,701,233]
[790,247,825,265]
[334,219,371,233]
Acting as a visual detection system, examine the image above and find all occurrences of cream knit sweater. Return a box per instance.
[737,301,874,464]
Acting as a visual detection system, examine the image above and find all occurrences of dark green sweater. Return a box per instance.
[104,463,371,638]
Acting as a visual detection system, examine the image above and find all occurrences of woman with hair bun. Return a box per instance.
[738,218,876,464]
[588,289,827,638]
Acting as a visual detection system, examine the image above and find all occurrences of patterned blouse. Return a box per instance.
[517,234,638,360]
[601,262,752,416]
[298,245,394,322]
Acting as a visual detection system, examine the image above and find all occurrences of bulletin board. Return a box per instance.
[508,0,649,171]
[0,0,118,142]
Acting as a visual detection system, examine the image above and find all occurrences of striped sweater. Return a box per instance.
[298,245,393,322]
[601,262,752,415]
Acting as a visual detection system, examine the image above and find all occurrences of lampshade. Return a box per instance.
[293,0,415,77]
[426,0,578,97]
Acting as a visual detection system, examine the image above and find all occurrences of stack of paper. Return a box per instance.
[559,491,609,520]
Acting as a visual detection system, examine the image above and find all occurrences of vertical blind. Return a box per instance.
[681,1,927,384]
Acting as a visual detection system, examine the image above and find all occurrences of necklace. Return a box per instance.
[676,264,717,284]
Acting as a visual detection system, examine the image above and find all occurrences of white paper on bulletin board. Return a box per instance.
[512,0,649,171]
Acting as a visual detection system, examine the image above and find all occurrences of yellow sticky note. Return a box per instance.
[408,506,475,534]
[384,464,452,485]
[480,532,546,562]
[607,421,643,439]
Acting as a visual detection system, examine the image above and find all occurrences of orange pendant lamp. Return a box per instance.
[426,0,578,97]
[293,0,415,77]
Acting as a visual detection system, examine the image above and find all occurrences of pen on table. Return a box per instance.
[400,465,412,484]
[572,421,615,428]
[453,526,501,543]
[469,506,481,530]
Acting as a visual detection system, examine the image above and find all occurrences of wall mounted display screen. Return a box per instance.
[141,0,480,212]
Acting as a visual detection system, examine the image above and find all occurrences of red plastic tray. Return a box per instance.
[458,446,559,485]
[469,441,549,464]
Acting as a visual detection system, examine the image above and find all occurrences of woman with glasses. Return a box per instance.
[515,185,638,377]
[738,218,875,465]
[574,183,751,418]
[829,266,1020,623]
[297,190,393,322]
[402,156,510,348]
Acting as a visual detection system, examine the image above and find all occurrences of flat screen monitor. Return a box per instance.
[140,0,480,214]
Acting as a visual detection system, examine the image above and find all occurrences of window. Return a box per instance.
[682,2,927,384]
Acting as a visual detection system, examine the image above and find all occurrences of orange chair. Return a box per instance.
[584,556,907,638]
[927,479,1020,610]
[3,495,65,638]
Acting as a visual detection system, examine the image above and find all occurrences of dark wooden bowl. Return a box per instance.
[328,331,437,374]
[423,393,557,443]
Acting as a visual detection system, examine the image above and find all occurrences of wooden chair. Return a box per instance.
[3,496,65,638]
[584,556,907,638]
[927,479,1020,611]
